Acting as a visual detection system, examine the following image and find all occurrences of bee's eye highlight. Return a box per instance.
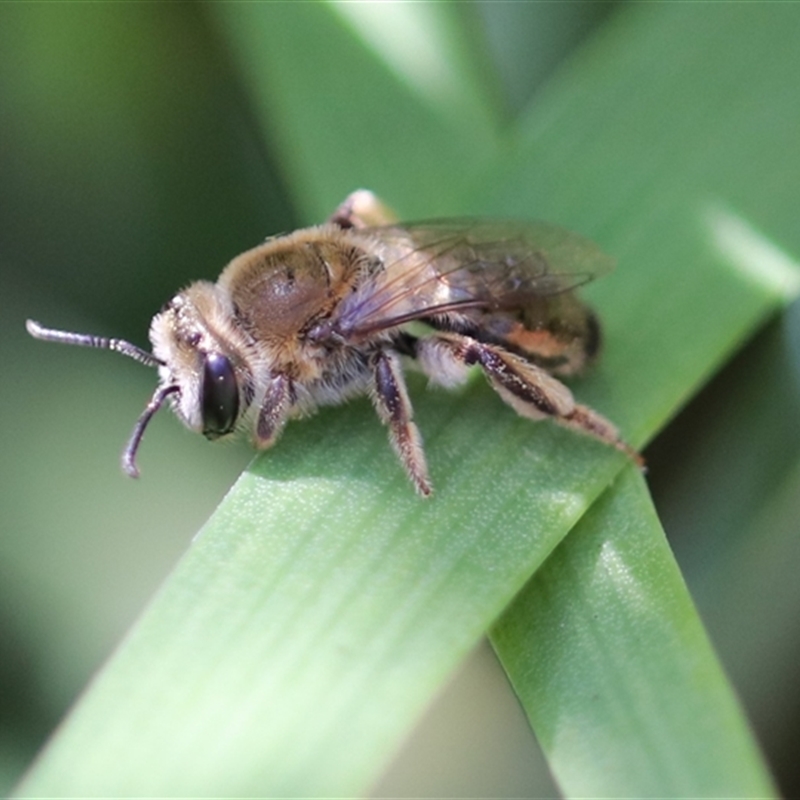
[201,353,239,438]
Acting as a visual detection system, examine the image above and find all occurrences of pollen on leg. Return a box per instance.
[416,337,471,388]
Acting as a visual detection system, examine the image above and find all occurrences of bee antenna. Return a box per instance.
[26,319,163,369]
[122,384,180,478]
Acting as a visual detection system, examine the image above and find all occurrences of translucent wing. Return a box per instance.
[332,219,615,340]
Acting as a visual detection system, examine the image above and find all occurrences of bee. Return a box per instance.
[27,190,640,495]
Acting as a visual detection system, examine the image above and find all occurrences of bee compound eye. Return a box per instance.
[201,353,239,437]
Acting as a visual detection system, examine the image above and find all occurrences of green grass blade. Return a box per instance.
[208,1,500,220]
[491,468,777,798]
[688,454,800,754]
[14,3,800,797]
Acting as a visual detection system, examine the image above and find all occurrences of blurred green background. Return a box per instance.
[2,3,800,797]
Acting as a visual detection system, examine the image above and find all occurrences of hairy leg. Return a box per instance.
[254,373,293,448]
[370,350,431,495]
[417,333,642,465]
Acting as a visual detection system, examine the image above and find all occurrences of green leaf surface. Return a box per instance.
[492,467,776,798]
[209,1,500,220]
[15,3,800,797]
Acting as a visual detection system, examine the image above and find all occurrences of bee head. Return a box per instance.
[149,283,248,440]
[26,281,253,478]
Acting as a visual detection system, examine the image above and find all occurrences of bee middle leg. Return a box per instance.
[328,190,398,229]
[417,333,641,464]
[370,350,432,496]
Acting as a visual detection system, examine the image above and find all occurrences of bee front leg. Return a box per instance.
[254,373,293,448]
[370,350,432,496]
[328,190,399,229]
[418,334,641,465]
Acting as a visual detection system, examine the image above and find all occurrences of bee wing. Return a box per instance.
[332,220,615,339]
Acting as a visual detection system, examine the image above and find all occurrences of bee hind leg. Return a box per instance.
[370,350,432,496]
[418,333,642,466]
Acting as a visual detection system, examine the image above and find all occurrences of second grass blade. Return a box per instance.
[492,468,777,798]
